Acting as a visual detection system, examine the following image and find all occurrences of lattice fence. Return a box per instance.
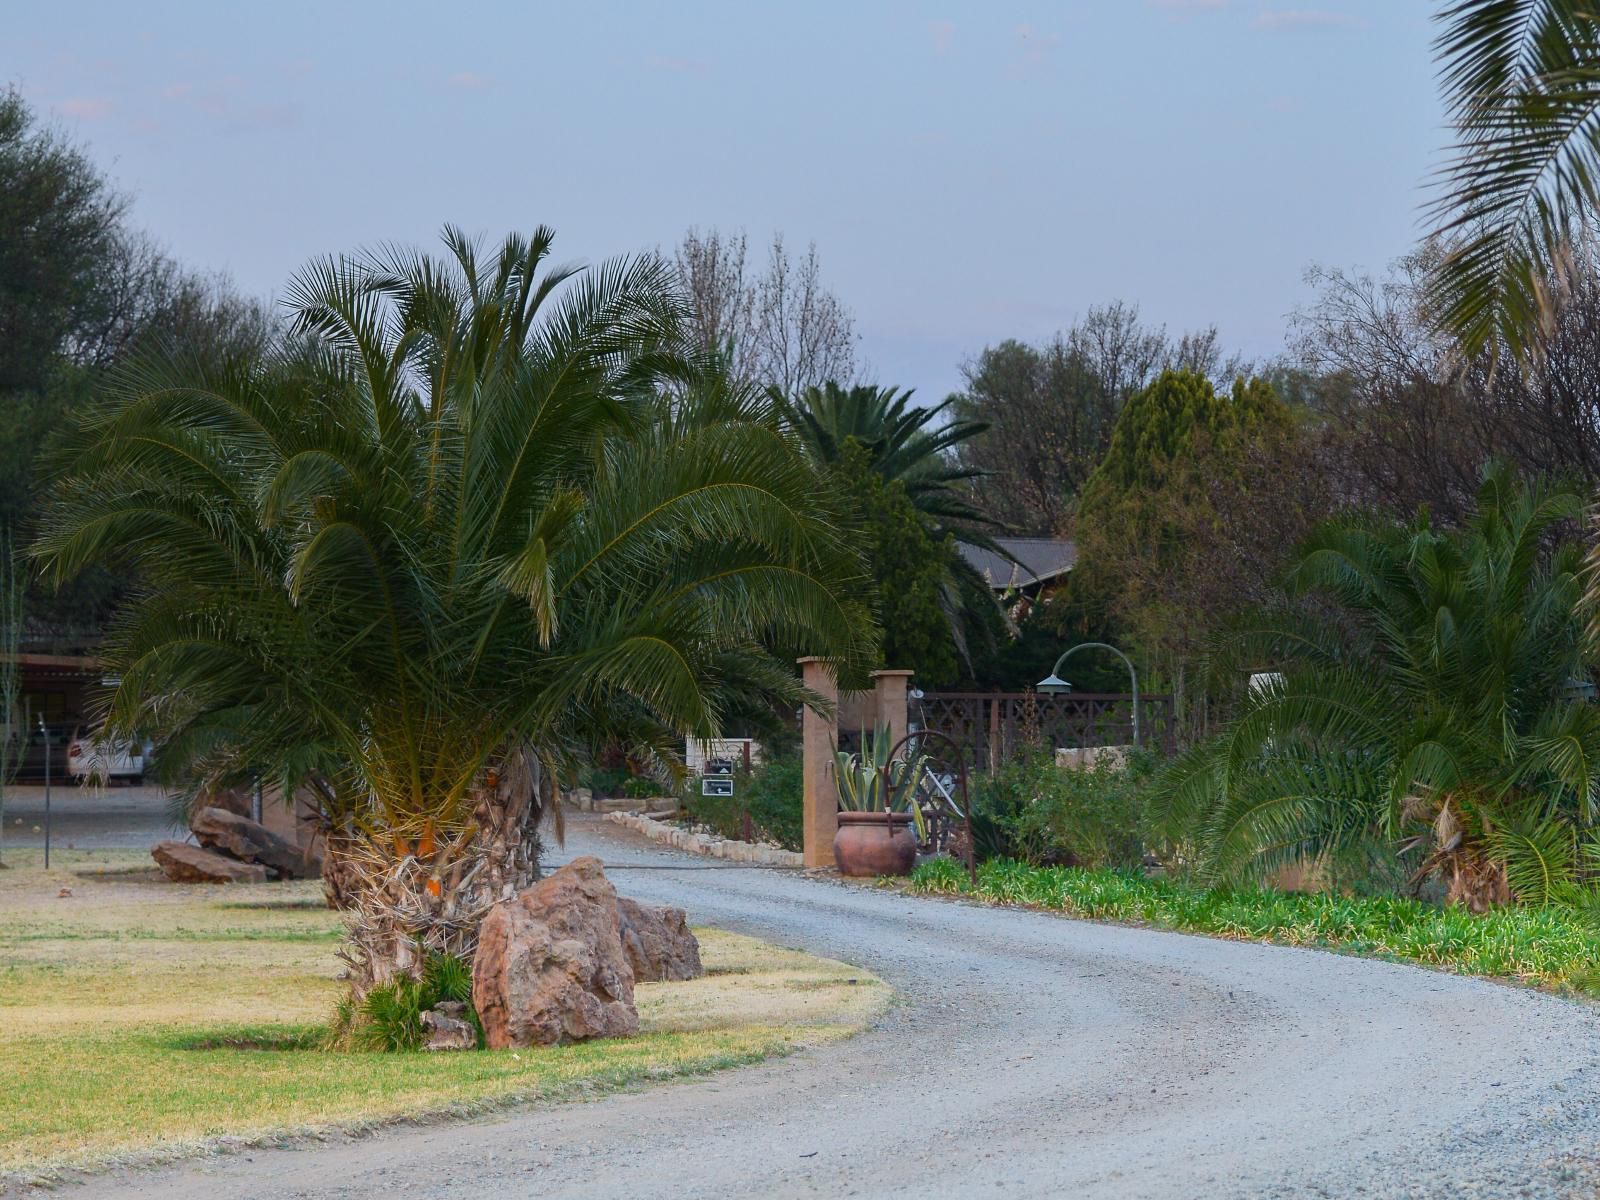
[911,692,1173,770]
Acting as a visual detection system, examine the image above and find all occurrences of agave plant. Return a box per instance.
[1149,465,1600,910]
[832,723,929,840]
[36,225,873,992]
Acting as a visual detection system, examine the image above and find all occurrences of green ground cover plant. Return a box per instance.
[969,747,1154,869]
[907,856,1600,990]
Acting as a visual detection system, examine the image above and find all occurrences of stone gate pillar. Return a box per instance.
[871,669,914,752]
[798,656,839,869]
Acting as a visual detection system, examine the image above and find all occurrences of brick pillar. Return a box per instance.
[798,656,840,869]
[871,669,915,753]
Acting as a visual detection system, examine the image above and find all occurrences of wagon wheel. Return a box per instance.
[885,728,978,886]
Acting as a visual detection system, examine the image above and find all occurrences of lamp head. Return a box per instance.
[1036,673,1072,695]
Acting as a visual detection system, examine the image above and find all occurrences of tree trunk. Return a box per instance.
[332,751,553,997]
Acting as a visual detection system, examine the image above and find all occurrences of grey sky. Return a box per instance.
[7,1,1441,400]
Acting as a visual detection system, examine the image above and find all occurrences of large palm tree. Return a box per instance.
[1149,466,1600,910]
[1429,1,1600,360]
[37,226,872,991]
[777,381,1011,675]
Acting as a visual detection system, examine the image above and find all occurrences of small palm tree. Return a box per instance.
[1429,1,1600,360]
[1149,466,1600,910]
[37,226,872,991]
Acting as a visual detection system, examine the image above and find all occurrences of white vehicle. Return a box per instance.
[66,728,145,783]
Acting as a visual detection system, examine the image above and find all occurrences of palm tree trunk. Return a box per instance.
[332,753,553,997]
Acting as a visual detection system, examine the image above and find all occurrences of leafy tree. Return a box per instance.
[1293,244,1600,525]
[37,226,872,993]
[0,87,122,395]
[1149,467,1600,910]
[950,303,1249,535]
[0,88,271,646]
[673,228,856,394]
[1428,1,1600,360]
[1074,370,1293,701]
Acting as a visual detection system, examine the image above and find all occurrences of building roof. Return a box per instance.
[960,537,1077,592]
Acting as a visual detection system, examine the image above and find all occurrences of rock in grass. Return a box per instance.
[617,896,703,983]
[190,806,322,879]
[421,1002,478,1051]
[151,841,269,884]
[472,856,638,1048]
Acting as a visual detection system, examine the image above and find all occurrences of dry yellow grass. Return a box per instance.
[0,847,887,1181]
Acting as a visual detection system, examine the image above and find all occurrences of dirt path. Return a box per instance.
[59,815,1600,1199]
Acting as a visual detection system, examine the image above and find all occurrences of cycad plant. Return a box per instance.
[36,226,873,991]
[1149,466,1600,910]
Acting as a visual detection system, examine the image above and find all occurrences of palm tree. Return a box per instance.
[1148,466,1600,910]
[1429,1,1600,360]
[777,382,992,531]
[36,226,872,992]
[776,382,1010,677]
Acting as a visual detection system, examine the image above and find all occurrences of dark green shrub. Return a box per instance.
[622,774,661,799]
[579,765,632,799]
[969,748,1153,870]
[683,754,803,851]
[740,755,804,851]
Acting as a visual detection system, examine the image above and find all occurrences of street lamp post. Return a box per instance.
[1037,642,1140,748]
[37,714,51,869]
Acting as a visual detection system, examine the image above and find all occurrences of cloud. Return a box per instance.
[446,71,491,91]
[1149,0,1226,14]
[159,83,192,100]
[1252,9,1362,32]
[929,19,955,54]
[59,97,113,120]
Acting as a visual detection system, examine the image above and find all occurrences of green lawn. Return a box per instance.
[1,848,888,1181]
[907,856,1600,990]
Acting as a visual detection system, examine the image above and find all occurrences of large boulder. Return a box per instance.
[152,841,269,884]
[617,896,703,983]
[191,806,323,879]
[472,856,639,1048]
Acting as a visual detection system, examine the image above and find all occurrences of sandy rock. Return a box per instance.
[151,841,269,884]
[471,856,638,1048]
[191,806,323,879]
[617,897,704,983]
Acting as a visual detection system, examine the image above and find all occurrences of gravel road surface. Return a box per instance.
[54,812,1600,1200]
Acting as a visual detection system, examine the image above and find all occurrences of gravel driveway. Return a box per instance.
[59,813,1600,1200]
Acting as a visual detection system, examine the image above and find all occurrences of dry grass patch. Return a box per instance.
[0,849,887,1182]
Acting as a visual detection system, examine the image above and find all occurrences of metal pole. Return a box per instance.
[38,715,50,870]
[1045,642,1140,748]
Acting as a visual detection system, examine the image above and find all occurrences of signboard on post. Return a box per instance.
[701,757,734,797]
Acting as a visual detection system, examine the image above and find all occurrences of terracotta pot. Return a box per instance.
[833,811,918,877]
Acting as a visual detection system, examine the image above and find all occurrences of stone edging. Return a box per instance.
[604,811,804,868]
